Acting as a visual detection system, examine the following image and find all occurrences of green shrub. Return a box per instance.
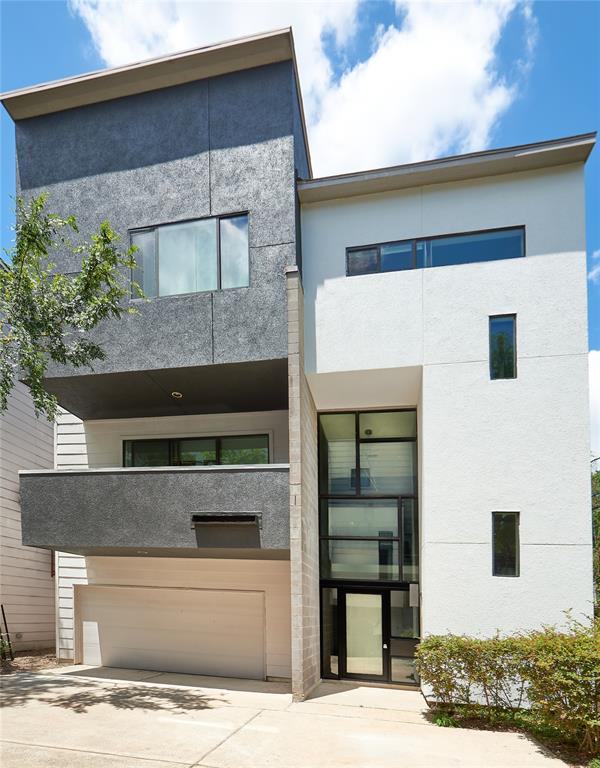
[415,618,600,755]
[519,619,600,754]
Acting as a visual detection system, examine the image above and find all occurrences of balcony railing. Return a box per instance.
[19,464,290,555]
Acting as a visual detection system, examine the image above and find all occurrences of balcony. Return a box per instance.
[19,464,289,556]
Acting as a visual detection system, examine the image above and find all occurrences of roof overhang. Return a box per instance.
[0,26,313,177]
[0,28,293,120]
[298,133,596,204]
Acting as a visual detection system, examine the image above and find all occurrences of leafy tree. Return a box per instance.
[0,194,141,420]
[592,464,600,614]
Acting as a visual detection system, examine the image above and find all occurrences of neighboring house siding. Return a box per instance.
[54,410,88,659]
[54,407,290,660]
[0,382,54,650]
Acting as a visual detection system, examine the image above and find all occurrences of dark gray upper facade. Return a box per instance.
[15,59,308,418]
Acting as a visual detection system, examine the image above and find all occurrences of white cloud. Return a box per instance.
[69,0,537,176]
[588,249,600,284]
[591,350,600,462]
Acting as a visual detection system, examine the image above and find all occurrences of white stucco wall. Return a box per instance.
[301,162,593,637]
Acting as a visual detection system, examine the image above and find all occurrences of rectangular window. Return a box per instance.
[346,227,524,277]
[123,434,268,467]
[318,410,419,584]
[490,314,517,379]
[492,511,520,576]
[131,213,249,298]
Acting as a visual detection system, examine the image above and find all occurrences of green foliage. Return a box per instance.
[434,713,458,728]
[0,194,142,419]
[593,469,600,613]
[415,618,600,756]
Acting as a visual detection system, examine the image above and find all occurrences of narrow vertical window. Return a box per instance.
[489,314,516,379]
[492,511,519,576]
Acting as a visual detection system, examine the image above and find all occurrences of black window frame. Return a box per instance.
[492,511,520,577]
[489,313,517,380]
[122,433,269,467]
[318,409,419,586]
[346,225,525,277]
[130,211,250,299]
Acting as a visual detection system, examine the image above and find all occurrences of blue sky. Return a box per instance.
[1,0,599,350]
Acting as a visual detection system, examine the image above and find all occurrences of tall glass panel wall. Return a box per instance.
[319,410,420,684]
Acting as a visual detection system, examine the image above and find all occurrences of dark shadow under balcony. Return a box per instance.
[19,465,290,557]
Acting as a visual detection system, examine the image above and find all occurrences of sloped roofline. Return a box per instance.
[297,133,595,203]
[0,27,313,177]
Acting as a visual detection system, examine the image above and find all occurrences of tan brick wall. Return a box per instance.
[287,266,320,700]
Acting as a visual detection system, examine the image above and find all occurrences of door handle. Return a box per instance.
[383,644,388,649]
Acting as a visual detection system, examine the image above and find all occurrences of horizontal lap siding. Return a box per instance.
[0,383,55,650]
[56,411,89,659]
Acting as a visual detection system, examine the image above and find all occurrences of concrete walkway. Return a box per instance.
[0,666,565,767]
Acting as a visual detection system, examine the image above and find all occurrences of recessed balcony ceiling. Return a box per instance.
[42,358,288,420]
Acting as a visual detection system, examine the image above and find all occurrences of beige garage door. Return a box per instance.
[77,585,265,679]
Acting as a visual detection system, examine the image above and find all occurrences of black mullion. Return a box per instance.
[154,227,159,297]
[355,412,361,495]
[398,496,404,582]
[320,494,415,500]
[359,437,417,444]
[412,240,416,269]
[339,589,347,678]
[323,535,401,541]
[383,590,391,682]
[216,437,221,466]
[216,217,222,290]
[320,579,410,590]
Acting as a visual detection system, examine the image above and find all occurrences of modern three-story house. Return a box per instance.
[1,28,594,700]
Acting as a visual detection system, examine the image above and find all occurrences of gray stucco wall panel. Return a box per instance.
[213,243,294,363]
[45,291,214,378]
[17,81,211,187]
[210,138,296,248]
[20,467,290,551]
[15,61,304,388]
[208,62,293,150]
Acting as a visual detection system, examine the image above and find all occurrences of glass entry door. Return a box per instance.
[341,590,388,680]
[335,588,419,683]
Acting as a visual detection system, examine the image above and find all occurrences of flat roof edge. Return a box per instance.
[0,28,294,120]
[299,133,596,203]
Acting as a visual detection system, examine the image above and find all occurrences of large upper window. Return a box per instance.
[123,434,268,467]
[346,227,524,277]
[131,213,249,298]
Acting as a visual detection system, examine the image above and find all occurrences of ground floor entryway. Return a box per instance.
[0,668,566,767]
[322,585,419,685]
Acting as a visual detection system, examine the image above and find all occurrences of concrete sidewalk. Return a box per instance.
[0,667,566,767]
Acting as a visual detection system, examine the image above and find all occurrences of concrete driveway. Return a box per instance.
[1,666,565,767]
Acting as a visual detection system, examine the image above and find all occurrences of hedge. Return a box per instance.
[415,618,600,754]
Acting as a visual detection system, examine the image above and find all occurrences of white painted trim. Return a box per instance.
[20,463,290,475]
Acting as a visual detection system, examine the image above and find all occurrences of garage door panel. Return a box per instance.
[78,586,265,679]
